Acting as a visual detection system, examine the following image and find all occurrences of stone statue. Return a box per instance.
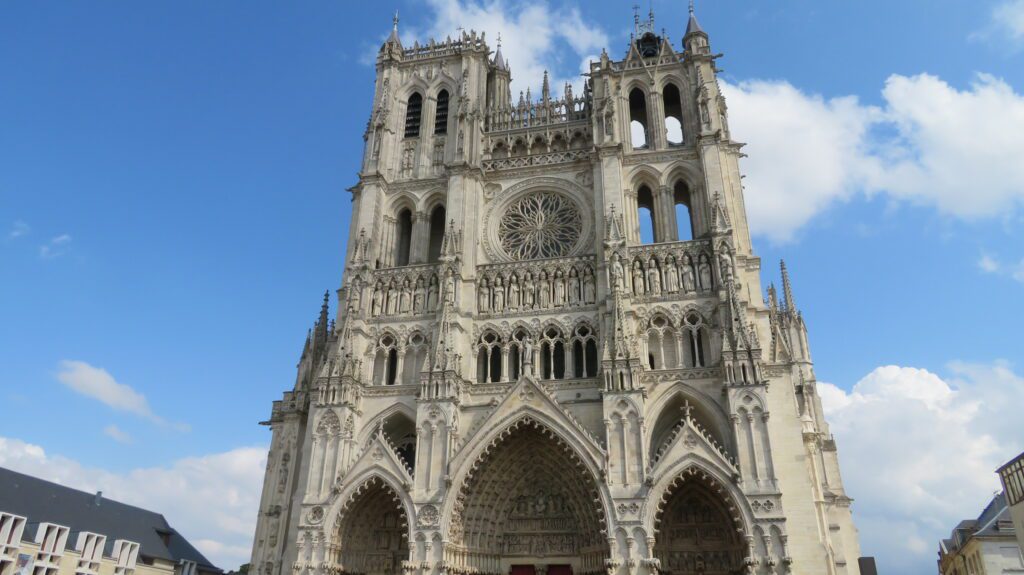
[647,258,662,296]
[522,336,535,375]
[682,255,696,293]
[386,280,398,315]
[523,272,536,309]
[611,254,625,293]
[568,268,581,305]
[508,275,520,310]
[719,252,733,282]
[698,255,713,292]
[539,271,552,308]
[444,271,456,305]
[553,270,566,306]
[413,278,425,313]
[427,275,438,311]
[493,277,505,312]
[632,261,646,295]
[583,267,597,302]
[665,256,680,293]
[371,283,383,316]
[400,279,412,313]
[478,278,490,312]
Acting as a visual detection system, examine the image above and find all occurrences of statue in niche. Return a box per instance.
[682,255,697,294]
[521,335,535,375]
[399,279,412,313]
[553,270,566,306]
[371,282,384,316]
[508,274,521,310]
[583,267,597,302]
[347,280,361,313]
[699,86,711,130]
[427,275,438,311]
[478,278,490,312]
[665,256,680,293]
[444,271,456,305]
[632,260,646,295]
[647,258,662,295]
[698,255,713,292]
[386,279,398,315]
[568,268,581,305]
[538,270,552,308]
[413,278,425,313]
[523,272,536,309]
[493,277,505,312]
[610,253,625,293]
[719,252,733,282]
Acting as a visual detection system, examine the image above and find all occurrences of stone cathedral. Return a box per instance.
[249,7,863,575]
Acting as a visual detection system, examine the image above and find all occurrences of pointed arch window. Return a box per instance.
[663,83,684,145]
[427,205,446,263]
[674,180,694,241]
[629,88,649,149]
[434,90,449,135]
[394,208,413,266]
[404,93,423,138]
[637,185,657,244]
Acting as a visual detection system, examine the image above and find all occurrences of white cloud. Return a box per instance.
[0,436,266,571]
[39,234,71,259]
[9,221,30,239]
[975,253,1024,283]
[722,73,1024,242]
[385,0,608,96]
[56,360,189,432]
[819,362,1024,574]
[978,253,1000,273]
[974,0,1024,46]
[103,424,133,444]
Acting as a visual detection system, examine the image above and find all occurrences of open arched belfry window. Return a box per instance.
[434,90,449,135]
[404,92,423,138]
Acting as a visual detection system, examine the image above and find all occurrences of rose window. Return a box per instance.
[498,191,583,260]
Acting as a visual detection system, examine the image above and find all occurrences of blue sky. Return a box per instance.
[2,1,1024,573]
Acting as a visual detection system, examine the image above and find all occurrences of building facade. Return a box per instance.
[250,8,862,575]
[0,467,219,575]
[999,452,1024,556]
[937,493,1024,575]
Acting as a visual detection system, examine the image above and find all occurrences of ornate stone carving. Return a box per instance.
[498,191,583,260]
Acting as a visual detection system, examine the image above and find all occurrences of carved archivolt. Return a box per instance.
[481,177,594,263]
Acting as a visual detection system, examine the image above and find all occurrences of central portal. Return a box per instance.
[450,420,607,575]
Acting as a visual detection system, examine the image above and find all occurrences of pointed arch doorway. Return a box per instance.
[449,419,609,575]
[331,477,410,575]
[652,472,747,575]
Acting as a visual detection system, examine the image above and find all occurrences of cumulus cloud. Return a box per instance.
[0,436,266,571]
[975,253,1024,283]
[39,234,71,259]
[56,360,189,431]
[819,362,1024,574]
[722,73,1024,242]
[382,0,607,96]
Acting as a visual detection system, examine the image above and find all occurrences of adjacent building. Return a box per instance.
[999,452,1024,556]
[249,6,865,575]
[937,493,1024,575]
[0,467,220,575]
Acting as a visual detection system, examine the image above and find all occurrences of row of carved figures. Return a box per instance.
[613,253,729,297]
[363,272,457,318]
[479,266,597,313]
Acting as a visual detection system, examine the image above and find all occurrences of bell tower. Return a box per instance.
[249,6,864,575]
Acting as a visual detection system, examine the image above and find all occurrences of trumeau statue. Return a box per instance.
[249,7,864,575]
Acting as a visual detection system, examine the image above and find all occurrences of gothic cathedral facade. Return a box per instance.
[249,9,863,575]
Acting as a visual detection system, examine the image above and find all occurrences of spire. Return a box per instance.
[382,10,403,52]
[541,70,551,102]
[685,0,706,38]
[493,33,507,71]
[780,260,797,313]
[318,290,330,330]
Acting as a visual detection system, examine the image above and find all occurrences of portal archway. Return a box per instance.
[448,420,609,575]
[332,477,409,575]
[652,472,747,575]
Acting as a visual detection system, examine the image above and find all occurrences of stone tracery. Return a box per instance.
[498,191,583,261]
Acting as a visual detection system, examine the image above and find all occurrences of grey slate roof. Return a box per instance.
[0,467,221,573]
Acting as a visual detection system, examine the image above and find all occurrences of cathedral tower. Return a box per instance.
[250,8,863,575]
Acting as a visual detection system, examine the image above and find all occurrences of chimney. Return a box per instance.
[94,491,102,506]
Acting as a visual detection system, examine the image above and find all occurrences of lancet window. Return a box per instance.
[426,204,446,263]
[473,323,599,383]
[663,82,684,145]
[570,324,599,378]
[371,334,400,386]
[540,326,566,380]
[475,331,504,383]
[629,88,649,149]
[404,92,423,138]
[434,89,449,135]
[637,185,657,244]
[394,208,413,267]
[674,180,694,241]
[403,332,428,385]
